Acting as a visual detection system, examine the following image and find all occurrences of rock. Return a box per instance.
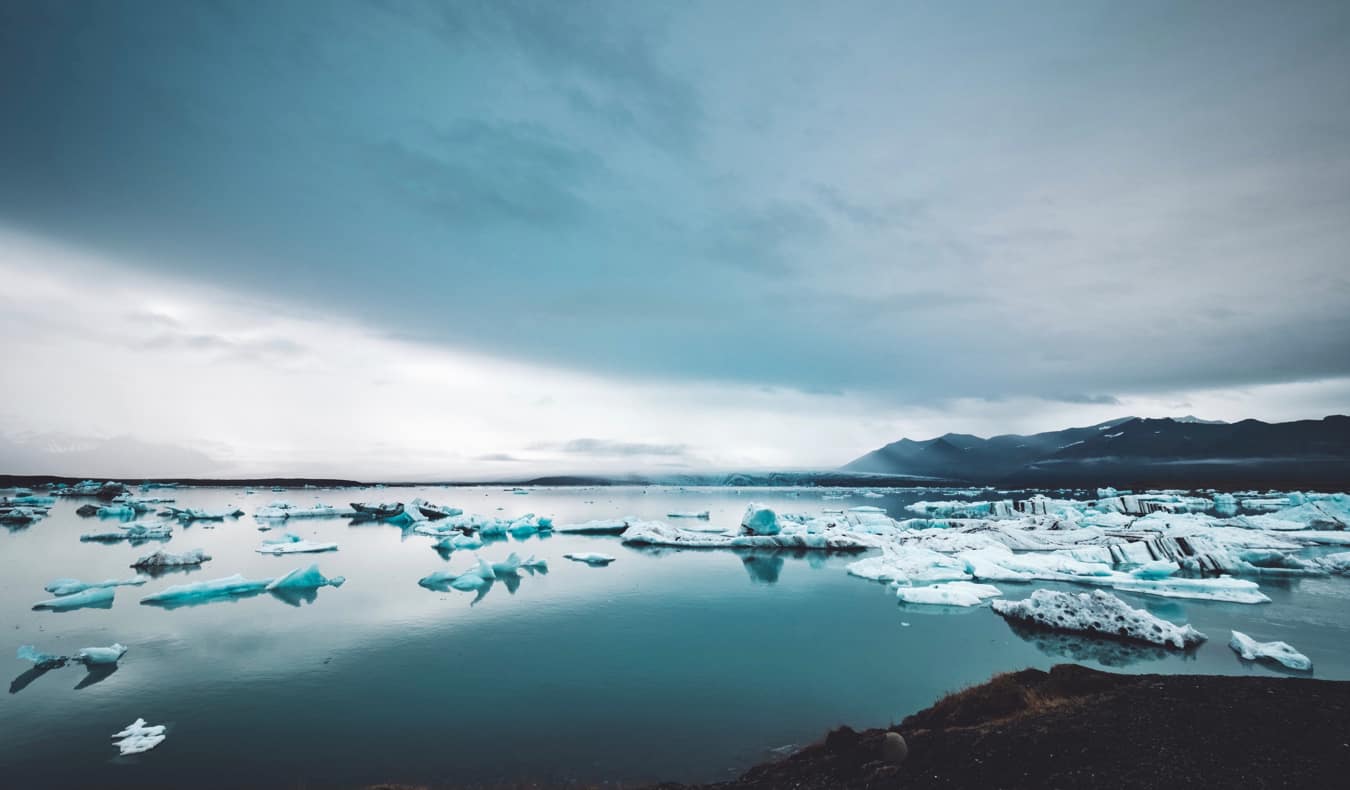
[881,731,908,764]
[76,504,99,517]
[96,483,129,501]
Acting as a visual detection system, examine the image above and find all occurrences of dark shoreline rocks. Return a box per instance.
[653,664,1350,790]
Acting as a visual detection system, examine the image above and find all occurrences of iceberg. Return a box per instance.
[112,718,166,755]
[521,555,548,571]
[254,501,354,519]
[255,535,338,554]
[434,533,483,551]
[667,510,711,519]
[418,557,495,591]
[80,522,173,542]
[132,548,210,570]
[265,564,346,591]
[490,553,523,576]
[895,581,1002,607]
[740,505,782,536]
[564,552,617,565]
[1319,551,1350,574]
[991,589,1206,649]
[556,518,630,535]
[17,645,68,669]
[1228,630,1312,671]
[417,501,464,520]
[847,545,971,585]
[163,506,243,521]
[75,643,128,665]
[141,574,271,605]
[33,586,116,611]
[44,577,147,596]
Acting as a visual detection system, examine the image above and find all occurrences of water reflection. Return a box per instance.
[741,553,784,584]
[1002,620,1177,667]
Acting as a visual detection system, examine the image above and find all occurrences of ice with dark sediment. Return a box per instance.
[991,589,1207,649]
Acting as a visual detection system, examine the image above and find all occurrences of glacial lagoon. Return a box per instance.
[3,485,1350,788]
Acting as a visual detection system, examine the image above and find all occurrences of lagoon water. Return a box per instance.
[3,485,1350,789]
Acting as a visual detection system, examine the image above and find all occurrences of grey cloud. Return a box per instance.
[536,438,693,458]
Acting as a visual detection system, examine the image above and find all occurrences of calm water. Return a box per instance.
[3,485,1349,789]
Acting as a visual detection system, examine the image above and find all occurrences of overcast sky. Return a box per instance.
[2,1,1348,478]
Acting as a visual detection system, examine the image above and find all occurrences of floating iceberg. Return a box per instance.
[255,534,338,554]
[80,523,173,542]
[895,581,1001,607]
[254,501,355,519]
[521,555,548,571]
[44,577,147,597]
[564,552,616,565]
[17,644,68,669]
[1228,630,1312,671]
[740,505,782,536]
[847,545,971,585]
[33,586,116,611]
[433,533,483,551]
[555,518,630,535]
[75,643,128,665]
[667,510,711,519]
[163,506,243,521]
[991,589,1206,649]
[112,718,166,755]
[141,574,270,605]
[417,502,464,520]
[132,548,210,570]
[265,564,346,591]
[418,557,495,591]
[1319,551,1350,574]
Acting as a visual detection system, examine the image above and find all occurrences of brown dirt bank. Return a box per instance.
[651,664,1350,790]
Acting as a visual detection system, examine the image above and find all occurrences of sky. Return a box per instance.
[1,0,1348,479]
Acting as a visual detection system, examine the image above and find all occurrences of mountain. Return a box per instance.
[844,415,1350,489]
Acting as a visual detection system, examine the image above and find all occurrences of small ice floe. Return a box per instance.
[1228,630,1312,671]
[44,577,147,597]
[1318,551,1350,574]
[991,589,1206,649]
[33,586,116,611]
[253,501,354,519]
[416,502,464,520]
[895,581,1001,607]
[667,510,711,519]
[141,565,343,607]
[490,553,524,576]
[1,506,49,526]
[75,643,129,665]
[521,555,548,572]
[112,718,166,755]
[434,533,483,551]
[80,523,173,543]
[162,506,244,521]
[555,518,630,535]
[255,533,338,555]
[131,548,211,570]
[419,557,496,591]
[350,501,405,519]
[564,552,616,566]
[95,504,137,518]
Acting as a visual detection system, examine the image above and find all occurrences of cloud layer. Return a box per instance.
[1,1,1348,475]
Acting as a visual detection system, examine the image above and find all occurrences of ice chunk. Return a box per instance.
[1109,574,1270,604]
[254,501,355,519]
[164,506,243,521]
[667,510,711,519]
[521,555,548,571]
[132,548,210,569]
[112,718,166,755]
[895,581,1001,607]
[991,589,1206,649]
[76,643,128,665]
[1130,560,1180,579]
[555,518,630,535]
[564,552,616,565]
[490,553,523,576]
[1320,551,1350,574]
[141,574,271,605]
[44,577,147,596]
[1228,630,1311,670]
[740,505,782,536]
[256,538,338,555]
[265,564,346,591]
[17,645,67,669]
[80,522,173,542]
[847,546,970,585]
[33,586,116,611]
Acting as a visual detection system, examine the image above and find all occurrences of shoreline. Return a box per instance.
[651,664,1350,789]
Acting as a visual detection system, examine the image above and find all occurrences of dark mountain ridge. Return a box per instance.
[845,415,1350,489]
